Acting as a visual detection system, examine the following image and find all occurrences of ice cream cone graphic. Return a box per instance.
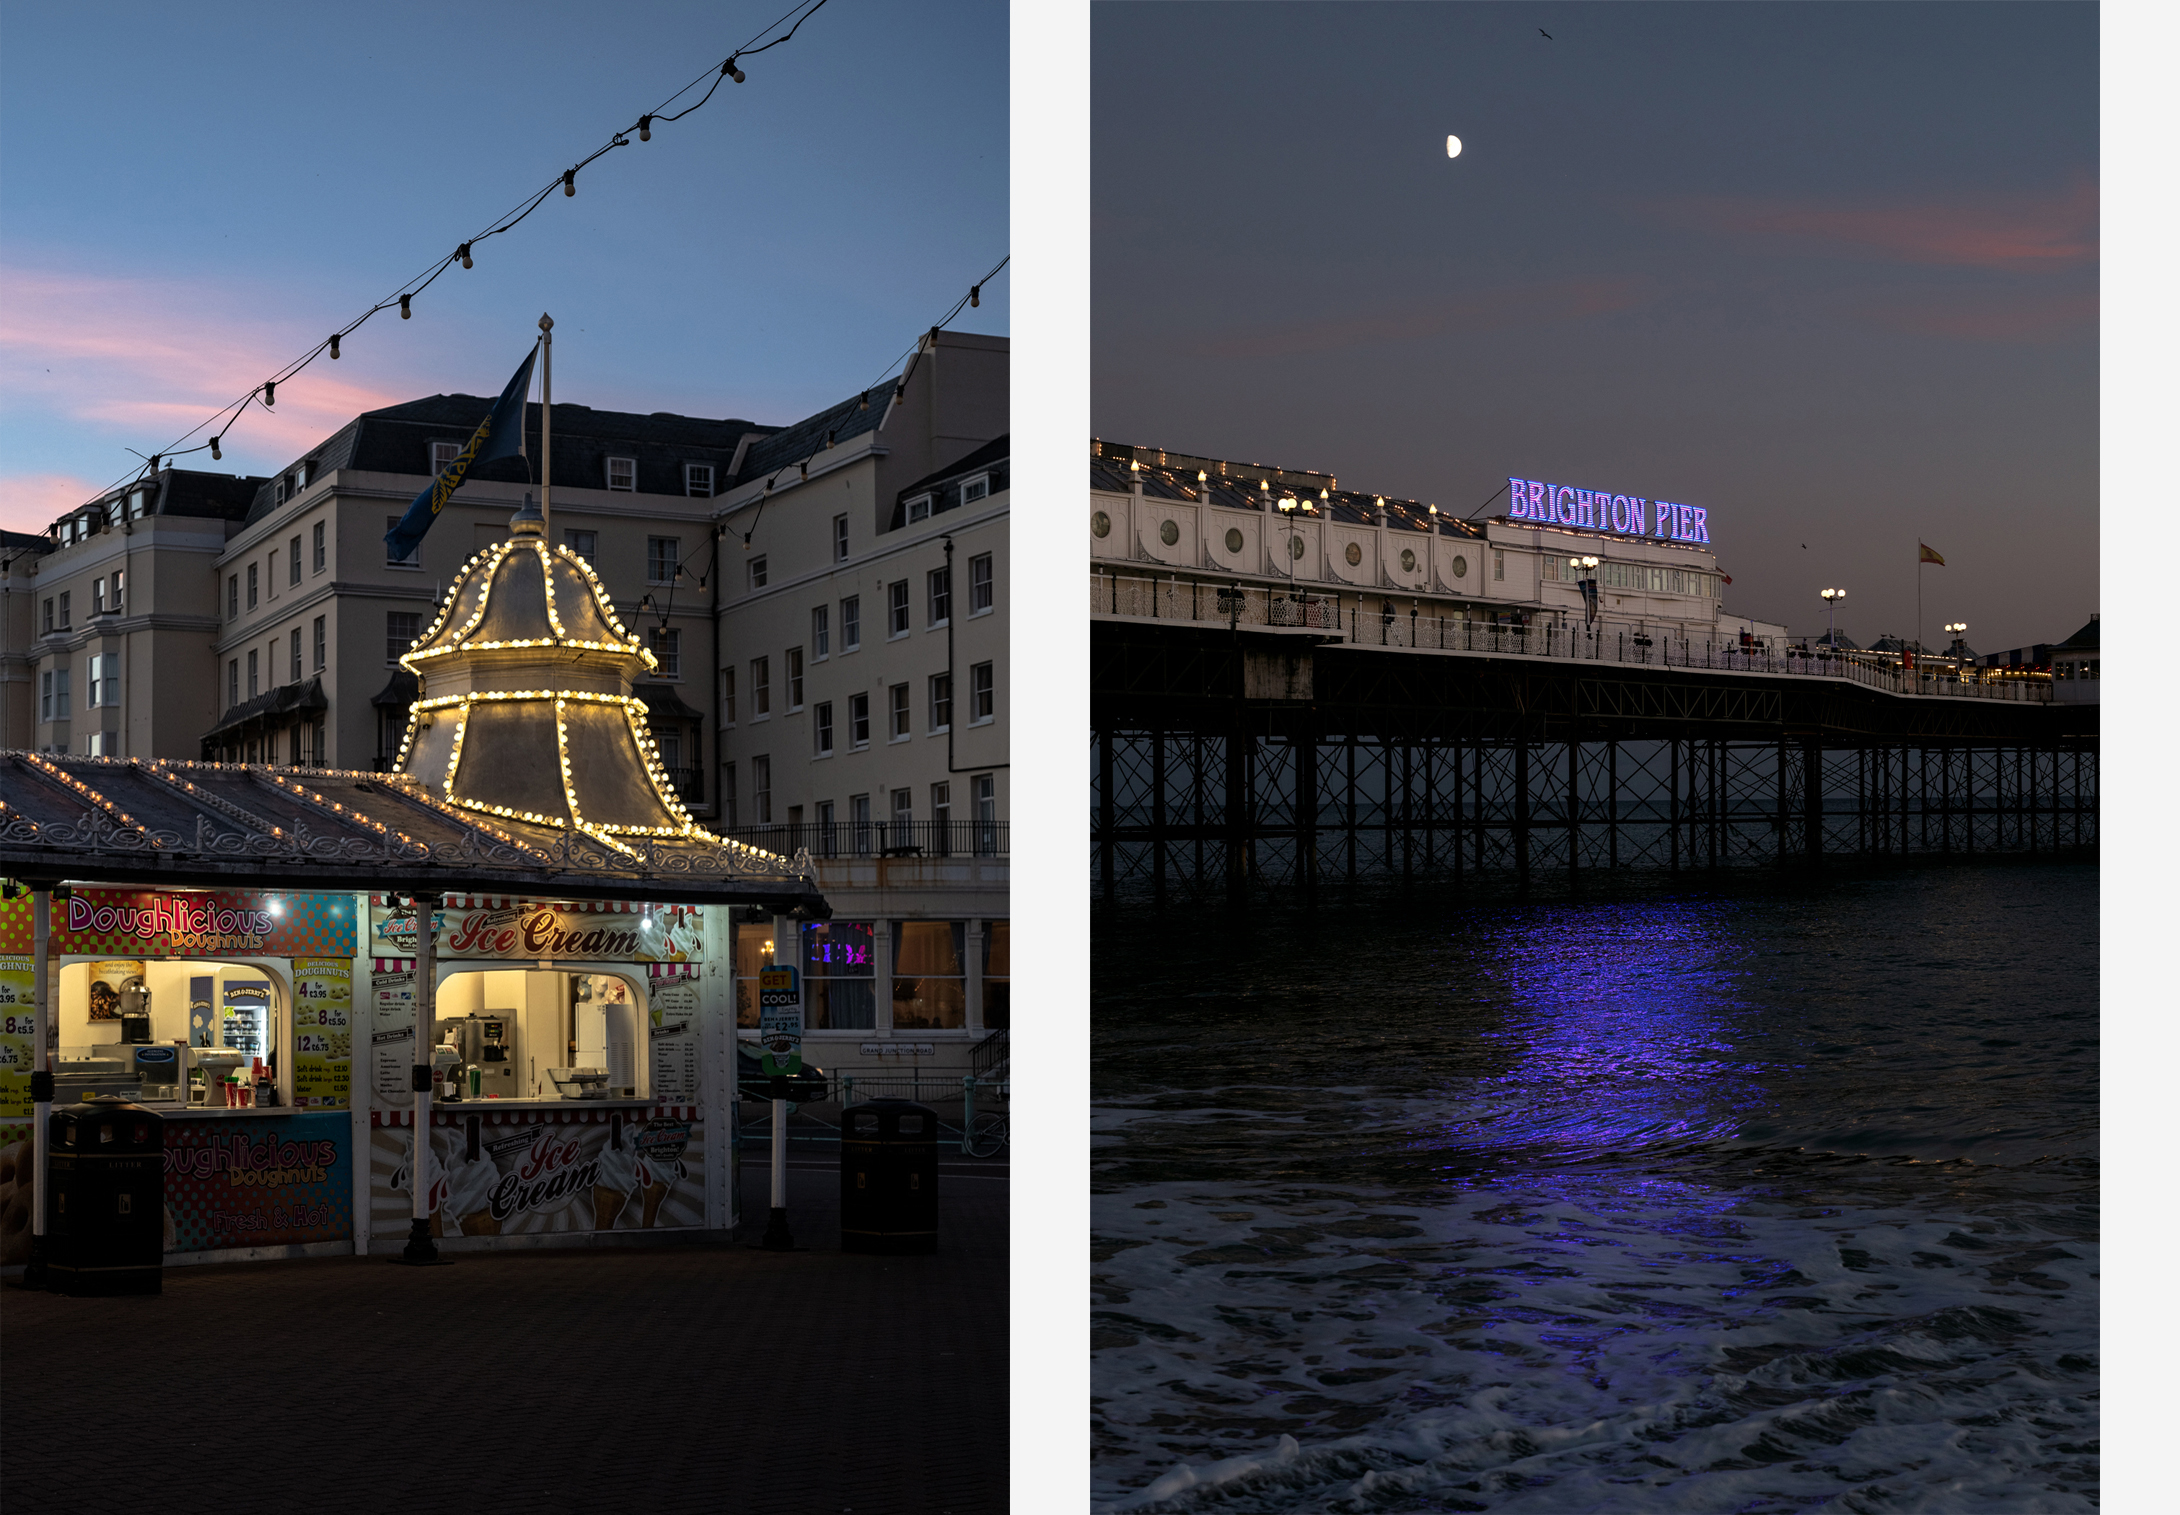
[592,1184,631,1229]
[594,1129,639,1230]
[444,1150,502,1237]
[639,1177,670,1228]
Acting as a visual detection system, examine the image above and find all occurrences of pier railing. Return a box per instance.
[1091,569,2049,703]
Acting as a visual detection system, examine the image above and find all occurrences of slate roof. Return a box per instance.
[36,468,267,541]
[894,434,1010,504]
[245,397,777,525]
[1090,438,1485,540]
[731,388,889,487]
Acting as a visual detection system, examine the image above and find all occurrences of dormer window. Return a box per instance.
[906,494,933,523]
[960,475,989,505]
[607,457,636,491]
[127,489,147,519]
[431,442,461,476]
[684,463,714,498]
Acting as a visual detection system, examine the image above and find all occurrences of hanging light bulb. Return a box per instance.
[210,436,222,461]
[970,284,981,308]
[638,114,653,141]
[328,334,341,359]
[724,53,745,82]
[562,170,576,197]
[149,454,161,472]
[399,294,412,319]
[263,381,276,408]
[859,391,870,411]
[457,243,473,270]
[799,459,809,479]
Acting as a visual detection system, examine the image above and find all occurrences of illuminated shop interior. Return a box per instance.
[426,966,650,1102]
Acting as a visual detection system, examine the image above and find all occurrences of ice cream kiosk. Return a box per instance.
[1,502,825,1276]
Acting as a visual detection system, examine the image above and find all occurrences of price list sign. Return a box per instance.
[291,959,353,1109]
[0,956,32,1132]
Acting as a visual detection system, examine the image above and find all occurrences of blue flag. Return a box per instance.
[383,345,538,562]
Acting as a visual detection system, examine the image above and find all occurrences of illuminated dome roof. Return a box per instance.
[391,501,702,853]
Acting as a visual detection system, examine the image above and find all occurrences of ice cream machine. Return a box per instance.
[434,1013,518,1099]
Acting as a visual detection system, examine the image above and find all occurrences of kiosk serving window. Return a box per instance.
[54,959,291,1109]
[421,967,648,1101]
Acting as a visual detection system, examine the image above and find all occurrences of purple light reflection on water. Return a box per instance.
[1413,898,1778,1165]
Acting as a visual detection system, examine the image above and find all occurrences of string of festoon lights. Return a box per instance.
[96,0,833,497]
[382,533,782,860]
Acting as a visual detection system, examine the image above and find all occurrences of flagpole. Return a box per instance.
[538,311,553,538]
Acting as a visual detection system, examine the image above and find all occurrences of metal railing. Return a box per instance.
[1096,572,1347,632]
[971,1027,1009,1082]
[661,765,704,803]
[720,819,1008,857]
[734,1071,1010,1156]
[1092,569,2050,703]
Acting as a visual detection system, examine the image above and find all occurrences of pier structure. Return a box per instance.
[1087,442,2095,902]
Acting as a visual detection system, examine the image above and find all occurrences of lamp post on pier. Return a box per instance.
[1820,588,1846,655]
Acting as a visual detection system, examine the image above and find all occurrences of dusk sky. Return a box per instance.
[0,0,1007,532]
[1092,2,2097,654]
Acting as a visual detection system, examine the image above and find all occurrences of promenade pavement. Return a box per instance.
[2,1147,1008,1515]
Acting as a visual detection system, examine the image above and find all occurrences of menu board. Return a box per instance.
[0,958,33,1176]
[0,956,31,1127]
[649,980,699,1100]
[370,969,416,1104]
[291,958,353,1109]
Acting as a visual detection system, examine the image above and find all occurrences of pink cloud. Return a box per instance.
[0,262,418,483]
[0,472,104,535]
[1651,178,2098,269]
[1196,277,1655,360]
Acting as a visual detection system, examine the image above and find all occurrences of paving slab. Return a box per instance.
[2,1153,1008,1515]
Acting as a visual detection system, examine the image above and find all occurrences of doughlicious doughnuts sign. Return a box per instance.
[162,1113,353,1253]
[371,1109,705,1239]
[0,890,356,958]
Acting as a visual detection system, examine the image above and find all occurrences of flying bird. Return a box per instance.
[1539,28,1553,40]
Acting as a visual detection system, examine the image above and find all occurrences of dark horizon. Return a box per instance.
[1092,1,2096,655]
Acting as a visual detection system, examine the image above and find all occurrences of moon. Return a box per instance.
[1446,134,1462,158]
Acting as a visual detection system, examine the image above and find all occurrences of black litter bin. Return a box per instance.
[47,1095,164,1296]
[840,1099,937,1254]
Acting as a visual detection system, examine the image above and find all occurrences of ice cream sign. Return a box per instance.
[372,900,700,963]
[1506,476,1712,544]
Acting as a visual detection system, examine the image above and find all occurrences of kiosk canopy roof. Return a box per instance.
[0,754,825,911]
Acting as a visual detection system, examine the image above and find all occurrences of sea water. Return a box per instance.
[1091,865,2096,1512]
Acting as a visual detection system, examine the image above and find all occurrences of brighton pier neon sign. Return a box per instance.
[1507,477,1711,544]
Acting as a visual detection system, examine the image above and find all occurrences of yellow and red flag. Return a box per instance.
[1918,542,1946,566]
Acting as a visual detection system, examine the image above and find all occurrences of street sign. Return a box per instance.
[757,967,802,1076]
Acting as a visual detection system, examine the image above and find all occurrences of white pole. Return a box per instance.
[402,892,441,1263]
[770,1097,787,1209]
[539,315,553,541]
[24,887,51,1286]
